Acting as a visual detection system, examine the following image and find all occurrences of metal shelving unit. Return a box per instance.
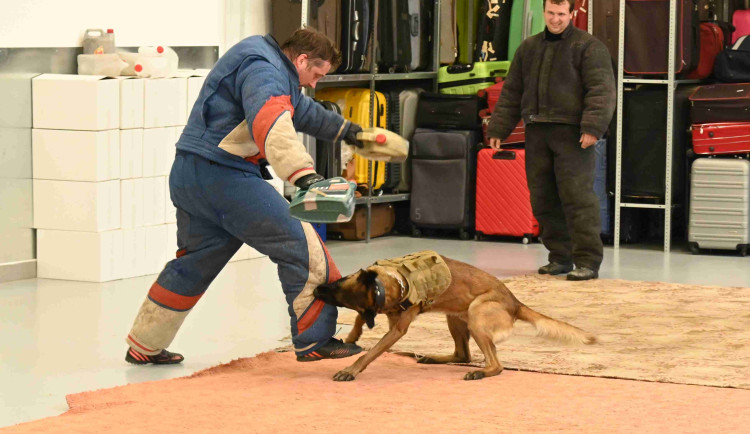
[300,0,442,242]
[612,0,681,252]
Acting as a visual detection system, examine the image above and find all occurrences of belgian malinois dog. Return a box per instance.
[313,254,596,381]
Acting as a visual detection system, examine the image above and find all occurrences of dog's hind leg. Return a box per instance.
[464,296,513,380]
[417,315,471,365]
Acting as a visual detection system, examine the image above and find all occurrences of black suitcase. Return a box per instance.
[475,0,513,62]
[378,0,432,72]
[383,90,402,191]
[315,100,343,178]
[689,83,750,123]
[415,92,485,130]
[616,85,698,201]
[410,128,480,239]
[339,0,371,73]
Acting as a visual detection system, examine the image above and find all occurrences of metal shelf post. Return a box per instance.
[613,0,678,252]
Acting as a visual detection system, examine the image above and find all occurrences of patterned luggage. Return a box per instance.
[475,147,539,243]
[474,0,513,62]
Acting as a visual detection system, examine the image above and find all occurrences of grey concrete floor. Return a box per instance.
[1,235,749,428]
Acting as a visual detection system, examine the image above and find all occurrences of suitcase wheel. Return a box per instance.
[459,229,472,241]
[740,245,748,257]
[411,226,422,238]
[522,236,531,245]
[689,242,700,255]
[476,231,484,241]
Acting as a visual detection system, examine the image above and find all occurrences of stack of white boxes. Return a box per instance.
[33,71,279,282]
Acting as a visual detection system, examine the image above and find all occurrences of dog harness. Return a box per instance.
[374,250,452,310]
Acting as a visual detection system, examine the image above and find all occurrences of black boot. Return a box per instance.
[538,262,574,275]
[297,338,363,362]
[566,267,598,281]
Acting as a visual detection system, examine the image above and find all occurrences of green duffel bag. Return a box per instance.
[289,177,357,224]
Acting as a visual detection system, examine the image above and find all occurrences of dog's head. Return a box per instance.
[313,268,391,329]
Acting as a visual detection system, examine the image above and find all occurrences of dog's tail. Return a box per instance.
[517,305,596,345]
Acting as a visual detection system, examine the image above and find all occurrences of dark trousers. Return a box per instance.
[524,123,603,271]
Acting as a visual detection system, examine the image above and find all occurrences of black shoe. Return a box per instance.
[126,347,184,365]
[296,338,363,362]
[566,267,598,281]
[538,262,574,275]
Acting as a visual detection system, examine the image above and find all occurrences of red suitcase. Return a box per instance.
[692,122,750,155]
[478,78,503,113]
[475,148,539,243]
[573,0,588,31]
[479,109,525,146]
[685,22,724,80]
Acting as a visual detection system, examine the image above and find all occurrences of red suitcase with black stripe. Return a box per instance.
[478,79,525,145]
[480,109,524,146]
[475,147,539,243]
[692,122,750,155]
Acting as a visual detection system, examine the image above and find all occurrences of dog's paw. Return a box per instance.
[416,356,438,364]
[463,370,486,381]
[333,370,356,381]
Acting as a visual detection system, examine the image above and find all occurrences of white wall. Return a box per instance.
[222,0,271,54]
[0,0,223,48]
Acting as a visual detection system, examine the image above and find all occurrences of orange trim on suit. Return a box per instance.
[148,282,203,311]
[252,95,294,158]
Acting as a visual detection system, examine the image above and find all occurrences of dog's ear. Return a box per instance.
[361,309,377,329]
[357,269,378,287]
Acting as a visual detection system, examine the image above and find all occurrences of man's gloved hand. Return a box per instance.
[294,173,325,191]
[343,123,364,148]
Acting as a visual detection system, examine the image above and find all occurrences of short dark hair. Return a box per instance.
[281,27,342,70]
[544,0,574,13]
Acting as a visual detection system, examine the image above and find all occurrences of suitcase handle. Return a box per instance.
[447,63,474,74]
[493,150,516,160]
[410,14,419,37]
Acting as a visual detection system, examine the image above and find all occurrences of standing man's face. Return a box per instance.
[544,0,573,34]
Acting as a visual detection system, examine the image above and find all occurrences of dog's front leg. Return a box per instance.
[333,307,420,381]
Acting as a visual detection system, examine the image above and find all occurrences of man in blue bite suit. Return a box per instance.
[124,28,365,365]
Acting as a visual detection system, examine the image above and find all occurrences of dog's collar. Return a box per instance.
[374,276,386,308]
[382,268,413,311]
[375,268,413,310]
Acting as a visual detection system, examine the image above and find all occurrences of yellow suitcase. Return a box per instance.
[315,88,387,190]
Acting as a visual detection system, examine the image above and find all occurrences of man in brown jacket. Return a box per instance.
[487,0,615,281]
